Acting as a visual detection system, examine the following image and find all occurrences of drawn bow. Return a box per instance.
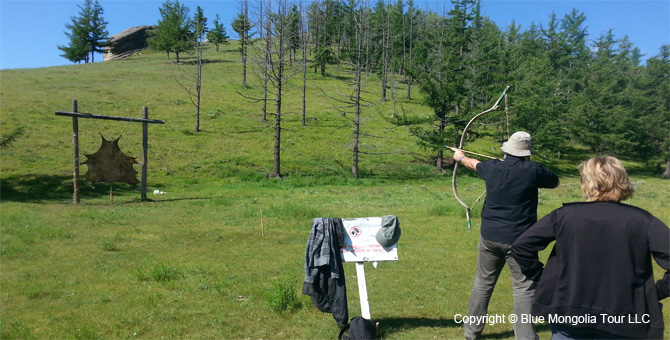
[451,85,510,230]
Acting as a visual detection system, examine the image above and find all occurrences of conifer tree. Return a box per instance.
[194,6,207,43]
[149,0,193,63]
[232,0,252,86]
[637,46,670,177]
[207,14,230,52]
[58,0,109,64]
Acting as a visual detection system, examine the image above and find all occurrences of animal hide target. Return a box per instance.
[83,136,139,186]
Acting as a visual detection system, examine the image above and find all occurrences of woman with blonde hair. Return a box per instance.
[511,156,669,339]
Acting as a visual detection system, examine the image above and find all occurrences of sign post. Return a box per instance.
[340,217,399,319]
[355,262,372,319]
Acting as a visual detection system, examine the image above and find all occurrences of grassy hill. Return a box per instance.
[1,43,437,188]
[1,44,668,339]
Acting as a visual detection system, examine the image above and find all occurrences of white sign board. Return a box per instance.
[340,217,399,262]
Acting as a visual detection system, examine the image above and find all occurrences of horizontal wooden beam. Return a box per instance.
[55,111,165,124]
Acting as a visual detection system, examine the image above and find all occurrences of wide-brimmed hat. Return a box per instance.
[501,131,534,157]
[376,215,401,248]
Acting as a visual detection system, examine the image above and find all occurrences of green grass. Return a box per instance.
[1,44,669,339]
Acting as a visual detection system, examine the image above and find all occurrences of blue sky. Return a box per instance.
[1,0,668,70]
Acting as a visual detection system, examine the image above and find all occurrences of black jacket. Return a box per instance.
[511,202,670,339]
[302,217,348,326]
[476,156,559,244]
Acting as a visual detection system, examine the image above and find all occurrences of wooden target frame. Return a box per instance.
[55,100,165,203]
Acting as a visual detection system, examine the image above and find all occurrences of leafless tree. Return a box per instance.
[240,0,304,178]
[175,15,204,133]
[300,0,308,126]
[321,0,372,177]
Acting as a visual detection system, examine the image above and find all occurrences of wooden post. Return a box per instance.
[56,106,163,203]
[72,100,80,204]
[141,106,149,201]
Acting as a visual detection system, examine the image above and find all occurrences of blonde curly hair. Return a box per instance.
[579,156,634,202]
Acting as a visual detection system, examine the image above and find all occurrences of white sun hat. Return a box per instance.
[501,131,534,157]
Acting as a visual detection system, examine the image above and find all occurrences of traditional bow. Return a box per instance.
[451,85,510,230]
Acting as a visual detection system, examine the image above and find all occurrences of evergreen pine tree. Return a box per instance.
[149,0,193,63]
[207,14,230,52]
[194,6,207,44]
[232,1,251,86]
[58,0,109,64]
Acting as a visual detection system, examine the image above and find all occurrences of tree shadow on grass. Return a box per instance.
[537,148,663,178]
[0,174,138,203]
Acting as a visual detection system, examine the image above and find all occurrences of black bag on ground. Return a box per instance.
[338,316,377,340]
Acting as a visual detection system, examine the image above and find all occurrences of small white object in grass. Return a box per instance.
[153,189,160,194]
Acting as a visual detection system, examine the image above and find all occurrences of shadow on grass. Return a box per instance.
[0,174,138,203]
[168,57,232,65]
[376,317,551,338]
[201,58,234,65]
[148,197,213,203]
[376,317,459,338]
[537,147,663,178]
[621,162,666,177]
[472,323,551,339]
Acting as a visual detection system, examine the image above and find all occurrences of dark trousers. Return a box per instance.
[465,236,538,340]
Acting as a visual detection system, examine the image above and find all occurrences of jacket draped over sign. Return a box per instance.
[511,202,670,339]
[302,217,349,326]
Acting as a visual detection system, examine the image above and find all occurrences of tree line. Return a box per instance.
[59,0,670,178]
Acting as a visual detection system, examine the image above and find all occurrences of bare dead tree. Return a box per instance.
[406,0,415,100]
[351,3,367,177]
[175,21,204,133]
[240,0,304,178]
[242,0,250,87]
[233,0,251,87]
[261,0,271,121]
[300,0,308,126]
[380,4,390,102]
[319,0,372,177]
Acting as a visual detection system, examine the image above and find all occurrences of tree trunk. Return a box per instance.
[436,118,446,172]
[406,2,413,100]
[242,0,248,87]
[406,76,412,100]
[352,7,364,178]
[195,45,202,132]
[271,0,289,178]
[380,10,389,102]
[272,102,282,178]
[314,24,320,73]
[437,149,444,172]
[301,8,307,127]
[262,1,271,122]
